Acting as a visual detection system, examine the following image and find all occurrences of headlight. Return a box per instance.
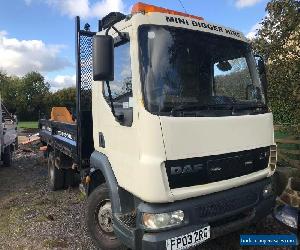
[142,210,184,230]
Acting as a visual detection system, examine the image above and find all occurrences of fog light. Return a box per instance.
[142,210,184,230]
[262,183,273,198]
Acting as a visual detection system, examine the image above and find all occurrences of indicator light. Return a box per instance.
[132,2,204,21]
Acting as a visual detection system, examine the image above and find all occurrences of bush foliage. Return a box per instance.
[0,71,75,121]
[251,0,300,124]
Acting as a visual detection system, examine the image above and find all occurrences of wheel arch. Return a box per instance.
[89,151,135,214]
[89,151,122,214]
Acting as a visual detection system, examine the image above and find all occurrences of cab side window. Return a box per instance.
[103,41,133,126]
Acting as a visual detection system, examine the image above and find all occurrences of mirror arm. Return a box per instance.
[105,25,128,42]
[106,80,124,123]
[105,26,111,36]
[111,26,127,40]
[105,80,116,117]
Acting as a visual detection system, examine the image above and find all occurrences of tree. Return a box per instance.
[0,71,20,114]
[0,71,78,120]
[0,71,51,121]
[252,0,300,124]
[50,87,76,116]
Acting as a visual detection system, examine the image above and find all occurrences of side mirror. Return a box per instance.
[216,61,232,72]
[254,55,268,102]
[254,55,266,75]
[93,35,114,81]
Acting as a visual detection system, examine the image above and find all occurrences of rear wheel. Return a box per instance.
[86,184,125,250]
[3,146,12,167]
[65,169,80,187]
[48,152,64,190]
[14,138,18,150]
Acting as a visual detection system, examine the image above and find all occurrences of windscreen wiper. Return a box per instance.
[170,103,233,116]
[232,103,268,111]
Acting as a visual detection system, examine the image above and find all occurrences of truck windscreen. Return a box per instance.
[138,25,267,116]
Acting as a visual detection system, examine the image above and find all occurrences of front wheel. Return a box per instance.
[3,146,12,167]
[86,184,126,250]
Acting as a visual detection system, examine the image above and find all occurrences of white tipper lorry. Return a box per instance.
[0,96,17,167]
[39,3,278,249]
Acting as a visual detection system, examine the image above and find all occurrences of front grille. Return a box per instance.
[196,191,258,218]
[118,213,136,228]
[166,147,270,189]
[210,210,252,227]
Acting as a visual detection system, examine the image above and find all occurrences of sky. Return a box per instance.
[0,0,268,91]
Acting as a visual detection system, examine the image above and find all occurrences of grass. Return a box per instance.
[17,121,38,129]
[0,202,24,236]
[274,130,291,139]
[275,127,300,167]
[43,239,68,248]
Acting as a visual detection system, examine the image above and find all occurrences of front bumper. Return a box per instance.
[113,178,276,250]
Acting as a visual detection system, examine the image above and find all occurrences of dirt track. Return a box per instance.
[0,141,290,250]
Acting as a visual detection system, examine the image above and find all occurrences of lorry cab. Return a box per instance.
[92,3,276,205]
[87,3,277,249]
[40,2,277,250]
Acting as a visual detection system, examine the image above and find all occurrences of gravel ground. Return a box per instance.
[0,143,292,250]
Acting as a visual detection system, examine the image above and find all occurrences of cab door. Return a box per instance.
[92,31,140,191]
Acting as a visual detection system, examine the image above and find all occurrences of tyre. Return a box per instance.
[48,152,65,190]
[14,137,18,150]
[65,169,80,187]
[86,184,126,250]
[3,146,12,167]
